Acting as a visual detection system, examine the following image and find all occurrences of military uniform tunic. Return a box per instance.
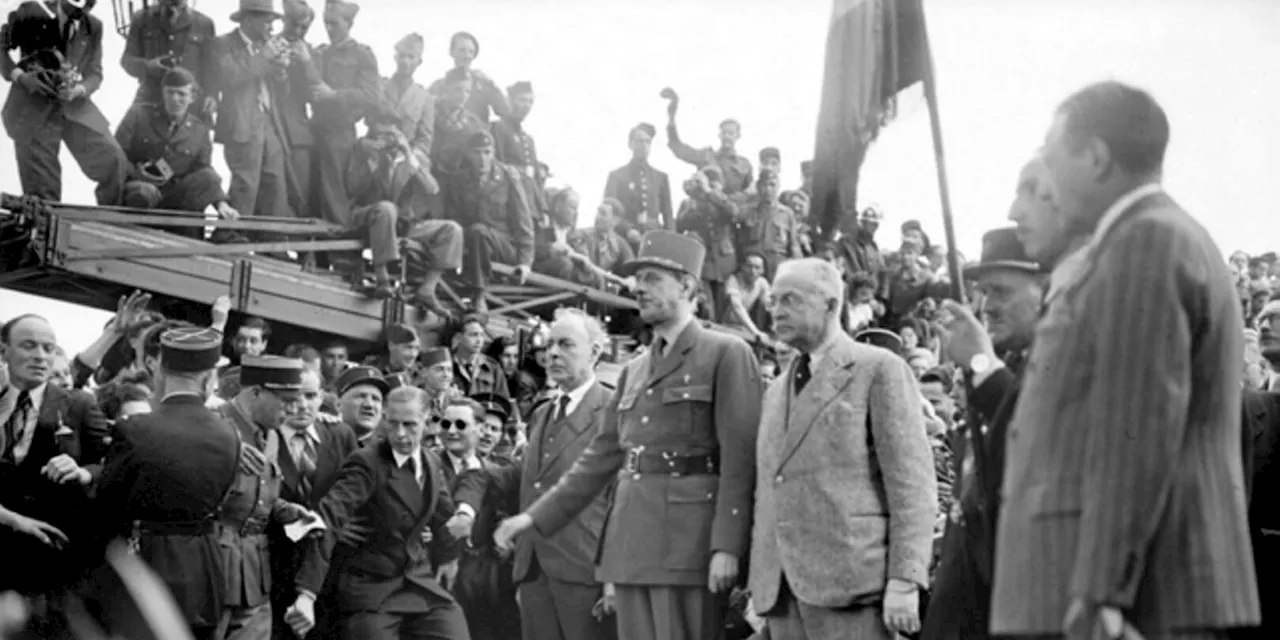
[120,4,218,108]
[114,102,226,229]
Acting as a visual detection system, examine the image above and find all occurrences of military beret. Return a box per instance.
[240,355,304,391]
[421,347,451,368]
[467,130,494,150]
[395,32,424,55]
[159,326,223,373]
[719,118,741,131]
[333,365,389,397]
[450,31,479,56]
[161,66,196,88]
[471,392,512,421]
[507,81,533,97]
[854,328,903,354]
[384,323,418,346]
[630,123,656,141]
[759,147,781,162]
[283,0,314,21]
[323,0,358,22]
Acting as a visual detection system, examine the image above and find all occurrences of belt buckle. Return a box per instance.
[623,445,645,475]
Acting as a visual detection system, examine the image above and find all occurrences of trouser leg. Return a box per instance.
[15,115,64,201]
[349,201,400,265]
[62,117,129,206]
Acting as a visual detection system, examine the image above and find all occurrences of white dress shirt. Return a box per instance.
[392,448,424,487]
[556,375,596,419]
[0,383,47,464]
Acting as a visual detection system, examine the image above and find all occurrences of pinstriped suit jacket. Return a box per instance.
[990,192,1260,635]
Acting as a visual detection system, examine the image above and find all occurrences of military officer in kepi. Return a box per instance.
[211,355,314,640]
[496,229,764,640]
[93,327,300,640]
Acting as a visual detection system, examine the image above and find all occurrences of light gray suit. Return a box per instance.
[749,333,936,639]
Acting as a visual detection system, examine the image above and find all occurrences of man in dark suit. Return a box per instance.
[1239,388,1280,640]
[497,230,763,640]
[0,0,128,204]
[923,227,1050,640]
[212,0,291,222]
[284,386,470,640]
[511,308,617,640]
[0,313,110,597]
[991,81,1259,639]
[269,366,358,640]
[93,326,241,639]
[604,123,673,248]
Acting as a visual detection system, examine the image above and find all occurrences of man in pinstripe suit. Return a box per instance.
[990,81,1260,640]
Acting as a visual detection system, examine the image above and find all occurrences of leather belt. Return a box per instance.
[134,520,215,537]
[622,446,719,477]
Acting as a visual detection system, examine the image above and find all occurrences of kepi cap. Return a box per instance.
[758,147,780,162]
[333,365,389,397]
[240,355,304,391]
[160,326,223,373]
[616,229,706,278]
[629,123,656,141]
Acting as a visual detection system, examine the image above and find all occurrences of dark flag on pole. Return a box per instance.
[812,0,930,241]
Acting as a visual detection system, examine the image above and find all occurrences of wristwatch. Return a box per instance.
[968,353,993,375]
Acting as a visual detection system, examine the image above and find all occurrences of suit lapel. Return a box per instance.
[381,441,423,516]
[776,335,859,473]
[540,384,603,477]
[647,322,700,388]
[24,385,68,466]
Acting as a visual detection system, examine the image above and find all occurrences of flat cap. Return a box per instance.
[162,66,196,88]
[334,365,389,397]
[467,130,494,150]
[240,355,304,391]
[160,326,223,373]
[759,146,780,162]
[472,392,512,421]
[421,347,451,368]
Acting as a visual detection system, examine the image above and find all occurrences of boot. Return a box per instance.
[411,269,451,319]
[370,263,396,300]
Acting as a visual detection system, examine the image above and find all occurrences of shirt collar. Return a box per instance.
[392,448,422,472]
[282,423,321,445]
[446,450,481,471]
[6,382,47,411]
[1091,182,1163,248]
[805,330,841,370]
[558,375,596,413]
[653,314,695,352]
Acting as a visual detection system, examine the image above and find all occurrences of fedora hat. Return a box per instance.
[617,230,706,278]
[231,0,283,22]
[963,227,1041,280]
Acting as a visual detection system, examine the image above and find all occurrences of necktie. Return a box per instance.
[292,431,316,498]
[402,455,423,488]
[651,337,666,360]
[2,390,31,463]
[554,394,571,422]
[794,354,812,394]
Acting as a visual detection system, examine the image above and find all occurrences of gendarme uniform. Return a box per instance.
[94,327,241,638]
[210,356,306,640]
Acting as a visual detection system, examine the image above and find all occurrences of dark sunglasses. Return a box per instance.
[434,417,470,431]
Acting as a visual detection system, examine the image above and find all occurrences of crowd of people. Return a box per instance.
[2,1,1279,640]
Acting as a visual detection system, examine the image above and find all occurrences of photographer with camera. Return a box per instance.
[115,66,239,238]
[0,0,129,205]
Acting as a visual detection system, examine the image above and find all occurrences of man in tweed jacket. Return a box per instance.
[991,81,1259,639]
[749,258,937,640]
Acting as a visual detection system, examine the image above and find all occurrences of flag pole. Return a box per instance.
[921,27,966,304]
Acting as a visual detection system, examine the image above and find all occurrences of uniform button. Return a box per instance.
[731,508,739,515]
[533,482,541,490]
[631,473,640,480]
[646,389,653,396]
[682,392,689,399]
[775,474,783,483]
[641,416,649,424]
[543,453,550,458]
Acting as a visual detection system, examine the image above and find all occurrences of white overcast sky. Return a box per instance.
[2,0,1278,353]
